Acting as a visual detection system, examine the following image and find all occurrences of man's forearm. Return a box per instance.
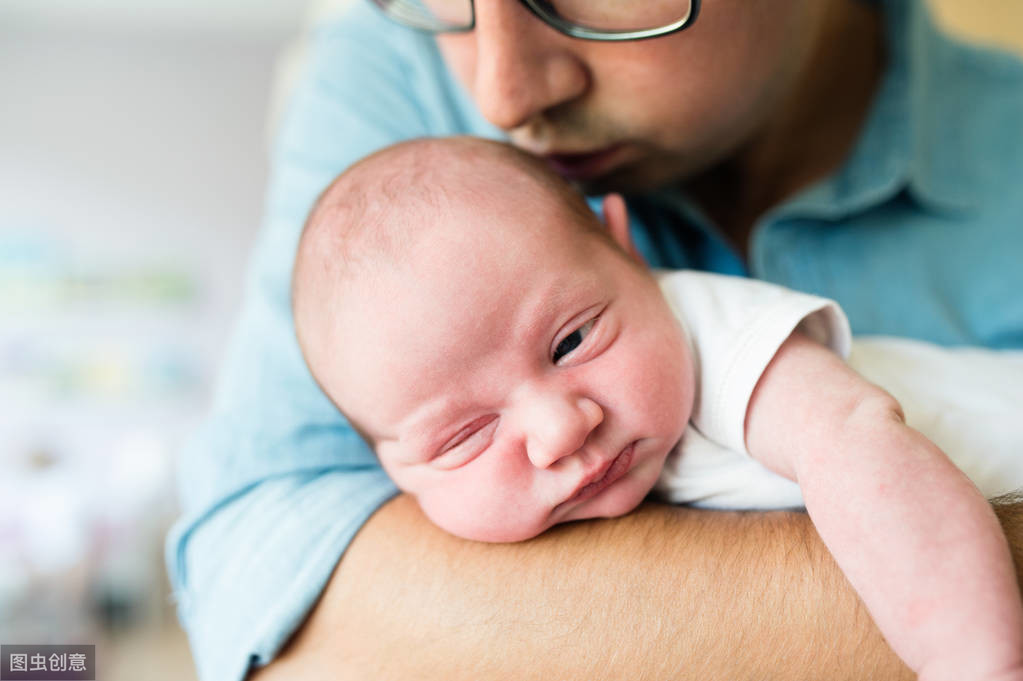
[249,493,930,681]
[994,492,1023,580]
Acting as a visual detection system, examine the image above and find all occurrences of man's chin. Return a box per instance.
[571,158,687,197]
[511,136,690,196]
[569,175,629,198]
[569,168,661,198]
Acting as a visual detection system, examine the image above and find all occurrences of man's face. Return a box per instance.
[436,0,826,194]
[321,194,694,542]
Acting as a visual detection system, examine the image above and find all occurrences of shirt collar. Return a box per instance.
[782,0,979,219]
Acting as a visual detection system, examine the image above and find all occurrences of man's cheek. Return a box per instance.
[435,38,475,93]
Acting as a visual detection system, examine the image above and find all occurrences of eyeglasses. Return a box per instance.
[369,0,700,42]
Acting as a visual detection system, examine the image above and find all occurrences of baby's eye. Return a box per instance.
[553,319,596,364]
[434,415,498,469]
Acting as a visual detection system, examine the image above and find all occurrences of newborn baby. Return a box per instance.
[292,137,1023,681]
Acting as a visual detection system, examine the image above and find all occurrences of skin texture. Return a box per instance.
[349,229,691,542]
[436,0,884,251]
[747,333,1023,680]
[293,139,1023,677]
[252,494,1023,681]
[252,1,1020,679]
[253,496,916,681]
[297,142,694,543]
[437,0,826,194]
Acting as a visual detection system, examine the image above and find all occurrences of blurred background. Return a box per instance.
[0,1,317,679]
[0,2,1020,680]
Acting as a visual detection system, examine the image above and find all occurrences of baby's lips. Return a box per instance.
[563,441,636,505]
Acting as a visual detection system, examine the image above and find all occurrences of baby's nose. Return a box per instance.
[525,395,604,469]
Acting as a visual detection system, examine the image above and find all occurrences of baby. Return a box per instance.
[292,137,1023,681]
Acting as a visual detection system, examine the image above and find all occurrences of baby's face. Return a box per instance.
[322,199,694,542]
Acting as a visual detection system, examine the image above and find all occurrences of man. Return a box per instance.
[166,0,1023,679]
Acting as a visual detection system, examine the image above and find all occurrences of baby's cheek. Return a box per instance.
[418,468,547,543]
[673,342,697,424]
[417,483,488,540]
[636,330,694,431]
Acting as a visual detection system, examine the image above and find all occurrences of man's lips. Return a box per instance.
[561,442,636,506]
[543,144,625,181]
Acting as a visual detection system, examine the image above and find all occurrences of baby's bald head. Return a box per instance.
[292,137,611,402]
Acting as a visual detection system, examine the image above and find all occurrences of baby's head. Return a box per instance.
[293,137,693,542]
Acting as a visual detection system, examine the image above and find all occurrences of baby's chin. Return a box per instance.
[422,504,552,544]
[437,519,552,544]
[433,495,650,543]
[558,457,665,524]
[423,462,665,544]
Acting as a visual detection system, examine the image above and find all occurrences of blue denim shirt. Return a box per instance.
[166,1,1023,679]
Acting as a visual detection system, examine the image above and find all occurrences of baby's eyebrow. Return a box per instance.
[516,296,563,343]
[514,274,599,344]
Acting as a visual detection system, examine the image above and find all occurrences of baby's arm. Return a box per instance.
[745,332,1023,681]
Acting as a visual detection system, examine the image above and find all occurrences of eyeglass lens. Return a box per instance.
[375,0,472,31]
[374,0,693,33]
[545,0,692,32]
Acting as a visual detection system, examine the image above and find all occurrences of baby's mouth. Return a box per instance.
[562,442,636,506]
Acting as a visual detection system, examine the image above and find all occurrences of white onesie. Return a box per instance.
[652,270,1023,510]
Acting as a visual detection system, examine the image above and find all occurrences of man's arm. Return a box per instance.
[252,494,922,681]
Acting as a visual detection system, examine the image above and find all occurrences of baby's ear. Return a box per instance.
[601,193,645,265]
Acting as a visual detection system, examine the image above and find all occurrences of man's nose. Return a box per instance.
[522,392,604,469]
[471,1,589,131]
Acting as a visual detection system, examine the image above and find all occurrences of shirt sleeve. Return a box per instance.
[164,7,501,680]
[657,270,852,456]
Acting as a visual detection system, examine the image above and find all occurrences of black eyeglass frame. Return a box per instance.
[371,0,701,42]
